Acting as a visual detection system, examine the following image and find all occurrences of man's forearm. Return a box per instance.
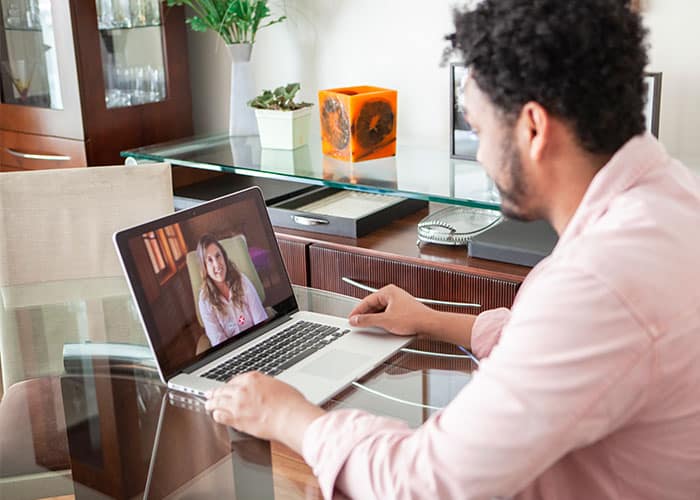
[276,400,327,453]
[419,309,476,347]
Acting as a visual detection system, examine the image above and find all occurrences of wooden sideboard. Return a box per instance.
[0,2,192,172]
[274,207,530,314]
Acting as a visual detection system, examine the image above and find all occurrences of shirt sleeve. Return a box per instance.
[302,263,653,499]
[199,291,228,346]
[470,307,511,359]
[241,274,268,323]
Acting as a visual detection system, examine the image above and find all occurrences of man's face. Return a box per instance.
[463,77,535,221]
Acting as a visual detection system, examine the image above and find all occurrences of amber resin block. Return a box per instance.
[318,86,397,162]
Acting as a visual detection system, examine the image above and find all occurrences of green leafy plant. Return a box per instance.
[248,83,313,111]
[166,0,286,44]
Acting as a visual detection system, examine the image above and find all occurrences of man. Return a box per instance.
[205,0,700,498]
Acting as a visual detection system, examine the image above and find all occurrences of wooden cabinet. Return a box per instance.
[309,244,519,313]
[0,0,192,171]
[277,236,309,286]
[275,208,530,311]
[0,129,86,170]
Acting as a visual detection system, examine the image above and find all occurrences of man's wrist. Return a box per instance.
[277,400,326,453]
[419,308,442,339]
[420,309,474,346]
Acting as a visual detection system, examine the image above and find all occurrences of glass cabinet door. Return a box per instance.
[0,0,63,108]
[96,0,167,108]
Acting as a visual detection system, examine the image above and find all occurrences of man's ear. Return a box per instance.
[518,101,549,161]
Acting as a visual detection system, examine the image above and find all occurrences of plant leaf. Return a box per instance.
[249,82,311,110]
[177,0,285,44]
[187,17,209,32]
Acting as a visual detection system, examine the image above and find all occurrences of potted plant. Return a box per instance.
[248,83,313,150]
[166,0,286,136]
[166,0,285,44]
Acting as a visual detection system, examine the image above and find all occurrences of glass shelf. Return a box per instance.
[2,27,41,32]
[122,134,502,210]
[98,21,166,108]
[95,0,162,33]
[98,22,161,31]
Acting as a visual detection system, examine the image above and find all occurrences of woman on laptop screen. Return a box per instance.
[197,234,267,346]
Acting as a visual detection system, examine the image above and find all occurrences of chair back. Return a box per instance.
[0,163,173,391]
[0,164,173,287]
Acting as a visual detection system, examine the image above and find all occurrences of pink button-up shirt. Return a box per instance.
[301,133,700,499]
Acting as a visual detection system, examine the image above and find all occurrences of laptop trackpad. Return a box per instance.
[301,350,371,379]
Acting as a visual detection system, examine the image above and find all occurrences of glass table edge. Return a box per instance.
[121,150,502,211]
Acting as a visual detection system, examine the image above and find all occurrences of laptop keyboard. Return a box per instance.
[202,320,350,382]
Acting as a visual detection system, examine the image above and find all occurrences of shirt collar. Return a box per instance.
[558,132,670,245]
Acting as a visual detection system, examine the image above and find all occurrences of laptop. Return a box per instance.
[114,186,410,405]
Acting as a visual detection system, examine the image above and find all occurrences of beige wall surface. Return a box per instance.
[645,0,700,172]
[186,0,700,173]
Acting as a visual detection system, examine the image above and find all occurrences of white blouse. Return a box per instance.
[199,274,268,346]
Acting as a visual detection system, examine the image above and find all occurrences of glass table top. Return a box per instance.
[0,277,477,499]
[122,134,503,210]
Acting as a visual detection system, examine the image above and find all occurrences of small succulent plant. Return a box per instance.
[248,83,313,111]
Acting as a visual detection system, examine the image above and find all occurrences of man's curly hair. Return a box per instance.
[449,0,649,155]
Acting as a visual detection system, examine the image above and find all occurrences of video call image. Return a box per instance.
[126,194,294,375]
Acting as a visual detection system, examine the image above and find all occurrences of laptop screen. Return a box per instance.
[115,187,298,379]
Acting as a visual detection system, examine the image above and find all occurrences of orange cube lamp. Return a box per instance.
[318,86,397,162]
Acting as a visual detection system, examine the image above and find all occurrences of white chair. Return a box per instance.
[0,163,173,496]
[0,163,173,288]
[0,163,174,390]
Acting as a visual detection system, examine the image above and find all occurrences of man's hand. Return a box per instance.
[205,372,325,453]
[349,284,477,347]
[348,284,437,335]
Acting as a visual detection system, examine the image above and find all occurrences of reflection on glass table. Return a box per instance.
[123,134,503,210]
[0,278,477,499]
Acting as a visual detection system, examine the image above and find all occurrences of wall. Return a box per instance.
[186,0,700,172]
[645,0,700,171]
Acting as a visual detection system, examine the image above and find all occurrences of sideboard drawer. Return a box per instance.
[0,130,87,170]
[309,245,520,313]
[276,235,309,286]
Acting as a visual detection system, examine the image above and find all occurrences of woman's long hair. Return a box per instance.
[196,234,244,312]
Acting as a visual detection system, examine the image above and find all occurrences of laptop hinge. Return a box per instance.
[180,314,295,375]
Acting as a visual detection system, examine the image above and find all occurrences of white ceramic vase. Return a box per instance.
[227,43,258,137]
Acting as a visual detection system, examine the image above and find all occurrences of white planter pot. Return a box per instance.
[254,106,313,150]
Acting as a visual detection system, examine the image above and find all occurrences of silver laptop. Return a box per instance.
[114,186,410,405]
